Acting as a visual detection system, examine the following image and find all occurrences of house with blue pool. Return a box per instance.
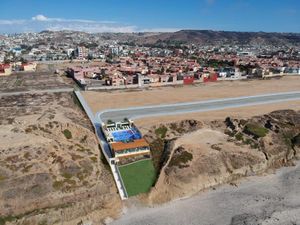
[101,119,151,163]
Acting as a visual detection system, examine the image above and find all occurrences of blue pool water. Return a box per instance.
[112,128,142,142]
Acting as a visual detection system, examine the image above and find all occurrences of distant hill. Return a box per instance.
[135,30,300,46]
[9,29,300,47]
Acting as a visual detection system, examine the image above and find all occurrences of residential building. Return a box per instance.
[0,64,12,76]
[21,62,37,72]
[75,46,88,59]
[101,120,151,163]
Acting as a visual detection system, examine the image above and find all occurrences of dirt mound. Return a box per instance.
[145,110,300,204]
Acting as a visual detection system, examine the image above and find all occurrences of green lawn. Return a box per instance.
[118,159,156,197]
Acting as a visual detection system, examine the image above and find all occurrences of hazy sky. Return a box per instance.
[0,0,299,33]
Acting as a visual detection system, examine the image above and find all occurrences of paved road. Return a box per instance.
[0,87,74,97]
[98,91,300,122]
[74,91,128,200]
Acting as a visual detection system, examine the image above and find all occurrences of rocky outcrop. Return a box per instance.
[145,110,300,204]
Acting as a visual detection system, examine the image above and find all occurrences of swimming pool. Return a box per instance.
[112,128,142,142]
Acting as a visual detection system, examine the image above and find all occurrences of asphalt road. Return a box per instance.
[74,91,128,199]
[98,91,300,122]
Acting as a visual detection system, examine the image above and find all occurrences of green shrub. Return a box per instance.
[52,180,64,190]
[168,149,193,168]
[170,123,177,131]
[61,173,73,179]
[149,138,165,172]
[107,119,114,124]
[250,142,259,149]
[90,156,98,163]
[235,132,244,141]
[24,152,31,159]
[292,133,300,147]
[244,123,268,138]
[243,138,253,145]
[62,129,72,139]
[0,215,15,225]
[0,175,6,182]
[155,126,168,139]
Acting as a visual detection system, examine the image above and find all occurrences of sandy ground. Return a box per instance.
[83,76,300,114]
[109,161,300,225]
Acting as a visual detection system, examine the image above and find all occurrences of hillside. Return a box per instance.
[136,30,300,46]
[6,30,299,47]
[0,93,121,225]
[143,110,300,204]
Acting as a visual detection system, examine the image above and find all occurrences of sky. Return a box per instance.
[0,0,299,33]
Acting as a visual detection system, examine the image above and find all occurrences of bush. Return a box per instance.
[292,133,300,147]
[0,175,6,182]
[225,117,236,130]
[149,138,166,172]
[90,156,98,163]
[107,119,114,124]
[235,132,244,141]
[62,129,72,139]
[243,138,253,145]
[52,180,64,190]
[61,172,73,179]
[244,123,268,138]
[155,126,168,139]
[168,148,193,168]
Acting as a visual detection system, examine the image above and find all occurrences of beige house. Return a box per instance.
[0,64,12,76]
[22,63,37,72]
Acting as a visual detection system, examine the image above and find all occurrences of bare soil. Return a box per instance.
[0,92,121,225]
[0,72,73,93]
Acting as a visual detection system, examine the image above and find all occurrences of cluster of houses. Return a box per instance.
[0,62,37,76]
[66,55,300,89]
[2,31,299,83]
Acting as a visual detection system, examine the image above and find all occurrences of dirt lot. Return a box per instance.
[0,72,73,93]
[36,60,105,73]
[83,76,300,114]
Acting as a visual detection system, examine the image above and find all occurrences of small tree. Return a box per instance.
[107,119,114,124]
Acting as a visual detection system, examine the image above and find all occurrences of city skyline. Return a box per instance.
[1,0,300,33]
